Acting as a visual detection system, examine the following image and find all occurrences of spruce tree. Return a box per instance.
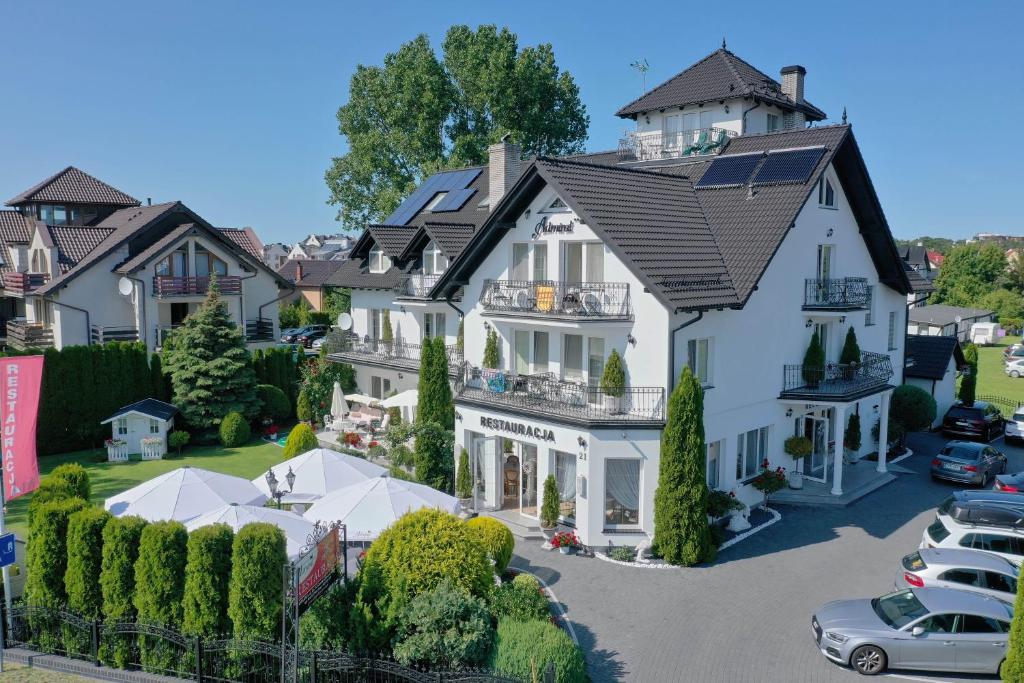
[162,275,260,429]
[839,327,861,365]
[653,367,714,566]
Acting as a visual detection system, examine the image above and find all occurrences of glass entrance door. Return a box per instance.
[802,414,829,483]
[519,444,538,517]
[471,435,500,510]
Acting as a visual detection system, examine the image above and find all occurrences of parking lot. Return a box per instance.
[512,430,1024,682]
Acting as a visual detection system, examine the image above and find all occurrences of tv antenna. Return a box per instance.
[630,59,650,93]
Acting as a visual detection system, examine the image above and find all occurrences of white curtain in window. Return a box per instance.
[605,459,640,510]
[555,451,576,500]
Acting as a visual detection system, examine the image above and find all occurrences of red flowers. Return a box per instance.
[343,431,363,447]
[551,531,579,549]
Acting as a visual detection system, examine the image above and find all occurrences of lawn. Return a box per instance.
[5,439,284,540]
[0,664,91,681]
[973,334,1024,407]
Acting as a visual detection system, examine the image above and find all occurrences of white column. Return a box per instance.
[831,403,848,496]
[877,391,891,474]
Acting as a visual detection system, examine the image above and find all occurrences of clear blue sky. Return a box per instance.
[2,1,1020,244]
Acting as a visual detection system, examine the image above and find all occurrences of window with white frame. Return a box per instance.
[888,311,898,350]
[707,440,723,489]
[533,331,549,373]
[511,243,548,281]
[369,244,392,274]
[767,113,780,132]
[423,312,446,340]
[736,426,769,482]
[543,197,568,213]
[865,285,875,326]
[422,240,448,275]
[563,334,584,380]
[115,418,128,436]
[687,338,713,386]
[425,192,447,211]
[149,419,160,434]
[818,176,836,208]
[604,459,640,527]
[512,329,549,374]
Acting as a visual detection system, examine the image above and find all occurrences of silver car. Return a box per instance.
[895,548,1018,602]
[811,587,1012,676]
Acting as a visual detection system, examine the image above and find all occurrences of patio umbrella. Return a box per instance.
[302,475,459,541]
[330,382,349,420]
[104,466,267,522]
[252,447,386,500]
[185,503,316,558]
[380,389,417,410]
[345,393,380,407]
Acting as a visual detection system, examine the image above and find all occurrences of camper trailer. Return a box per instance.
[971,322,1002,345]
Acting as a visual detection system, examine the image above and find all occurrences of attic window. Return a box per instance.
[543,197,569,213]
[477,195,490,208]
[369,244,392,274]
[818,177,836,208]
[425,193,448,212]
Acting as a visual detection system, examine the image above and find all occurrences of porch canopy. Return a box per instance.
[185,503,316,558]
[252,447,386,500]
[302,476,459,541]
[105,466,267,522]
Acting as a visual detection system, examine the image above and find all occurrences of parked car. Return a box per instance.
[1004,343,1024,361]
[280,326,313,343]
[941,401,1004,442]
[298,328,328,348]
[895,548,1018,602]
[922,492,1024,565]
[1006,359,1024,378]
[811,587,1012,676]
[1004,407,1024,445]
[310,335,330,351]
[930,441,1006,486]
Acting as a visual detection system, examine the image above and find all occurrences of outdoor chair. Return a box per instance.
[683,129,709,155]
[698,129,729,154]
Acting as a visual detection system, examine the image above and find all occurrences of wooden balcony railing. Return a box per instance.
[3,272,50,294]
[6,319,54,350]
[153,275,242,297]
[90,325,139,344]
[245,318,275,341]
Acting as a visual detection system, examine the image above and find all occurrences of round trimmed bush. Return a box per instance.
[50,463,91,501]
[182,524,234,638]
[219,411,251,447]
[282,422,319,459]
[891,384,937,433]
[490,618,587,683]
[229,523,287,640]
[392,580,494,668]
[257,383,291,421]
[466,517,514,574]
[489,574,550,622]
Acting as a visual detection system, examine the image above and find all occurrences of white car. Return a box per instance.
[1006,407,1024,444]
[311,336,329,351]
[896,548,1019,603]
[922,515,1024,567]
[1006,359,1024,378]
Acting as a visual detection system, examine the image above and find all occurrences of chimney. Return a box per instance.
[147,197,152,206]
[780,65,807,128]
[487,134,521,212]
[295,261,303,283]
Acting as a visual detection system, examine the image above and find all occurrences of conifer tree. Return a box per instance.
[482,329,500,369]
[839,327,862,365]
[960,343,979,405]
[162,275,260,429]
[182,524,234,638]
[653,367,714,566]
[382,310,394,343]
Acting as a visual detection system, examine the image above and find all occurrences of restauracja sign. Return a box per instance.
[480,416,555,442]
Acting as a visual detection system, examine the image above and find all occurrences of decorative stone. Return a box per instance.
[727,507,751,532]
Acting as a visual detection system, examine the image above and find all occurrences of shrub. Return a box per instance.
[490,618,587,683]
[891,384,937,433]
[51,463,91,501]
[706,490,743,518]
[483,328,500,369]
[182,524,234,638]
[100,516,148,667]
[393,580,494,668]
[283,422,319,459]
[960,343,979,406]
[301,581,357,650]
[28,478,77,527]
[540,475,560,529]
[489,574,549,622]
[839,327,861,365]
[783,436,812,459]
[219,411,251,447]
[844,413,862,451]
[456,448,473,499]
[256,383,291,422]
[467,517,514,574]
[1004,566,1024,681]
[801,331,825,385]
[134,521,189,626]
[296,388,313,423]
[382,310,394,342]
[414,421,454,492]
[168,430,190,456]
[600,348,626,398]
[608,546,636,563]
[229,523,287,640]
[26,497,87,607]
[64,507,110,655]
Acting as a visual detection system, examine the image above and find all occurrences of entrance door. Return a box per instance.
[472,435,500,510]
[520,443,538,517]
[514,331,530,375]
[802,414,829,482]
[662,114,682,154]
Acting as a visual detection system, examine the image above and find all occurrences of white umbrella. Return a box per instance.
[345,393,380,406]
[380,389,417,410]
[330,382,348,420]
[303,476,459,541]
[185,503,316,558]
[105,466,267,522]
[252,447,385,500]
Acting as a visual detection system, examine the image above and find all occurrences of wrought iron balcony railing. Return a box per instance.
[455,365,665,425]
[327,334,463,374]
[153,275,242,297]
[780,351,894,400]
[803,277,870,311]
[394,274,441,299]
[617,127,737,162]
[481,280,632,321]
[3,272,49,294]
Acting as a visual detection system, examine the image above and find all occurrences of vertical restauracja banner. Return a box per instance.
[1,356,44,501]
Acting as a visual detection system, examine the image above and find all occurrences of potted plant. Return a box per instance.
[844,413,862,464]
[551,530,579,555]
[802,331,825,388]
[539,474,560,547]
[783,435,812,489]
[751,459,787,509]
[706,489,744,522]
[455,447,474,515]
[839,327,861,380]
[600,349,626,414]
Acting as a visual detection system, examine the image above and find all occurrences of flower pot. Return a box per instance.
[727,508,751,532]
[558,546,571,555]
[540,526,556,549]
[788,470,804,489]
[603,394,623,415]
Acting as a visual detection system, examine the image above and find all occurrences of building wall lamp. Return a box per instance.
[839,316,846,324]
[785,408,793,418]
[826,228,834,237]
[805,320,814,328]
[626,333,637,347]
[456,411,463,422]
[577,436,587,448]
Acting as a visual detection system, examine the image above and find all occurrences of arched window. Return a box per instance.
[422,240,448,275]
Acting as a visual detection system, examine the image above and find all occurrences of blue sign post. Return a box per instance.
[0,533,14,568]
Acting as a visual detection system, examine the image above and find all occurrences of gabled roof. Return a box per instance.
[325,258,409,291]
[6,166,140,207]
[101,398,178,423]
[45,225,117,273]
[277,259,344,287]
[404,165,491,228]
[615,48,826,121]
[399,222,478,263]
[357,225,417,259]
[218,227,263,259]
[904,262,935,294]
[901,245,931,271]
[905,335,967,380]
[0,210,34,244]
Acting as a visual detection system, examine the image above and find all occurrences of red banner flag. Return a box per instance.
[1,356,44,501]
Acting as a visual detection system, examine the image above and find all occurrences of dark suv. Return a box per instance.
[942,401,1004,442]
[282,324,328,344]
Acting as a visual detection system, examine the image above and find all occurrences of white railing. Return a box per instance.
[106,442,129,462]
[617,127,736,161]
[141,439,166,460]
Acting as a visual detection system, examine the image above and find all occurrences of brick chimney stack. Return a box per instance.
[488,134,521,212]
[295,261,303,283]
[780,65,807,129]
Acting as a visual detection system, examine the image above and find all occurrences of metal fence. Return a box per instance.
[480,280,632,321]
[802,277,870,310]
[617,127,736,161]
[781,351,894,398]
[975,394,1021,415]
[394,274,441,299]
[327,334,464,372]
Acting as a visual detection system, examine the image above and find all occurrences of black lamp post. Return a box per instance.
[265,466,296,509]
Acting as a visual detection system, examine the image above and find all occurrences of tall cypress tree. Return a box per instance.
[432,337,454,430]
[416,338,439,425]
[162,276,260,429]
[653,367,714,566]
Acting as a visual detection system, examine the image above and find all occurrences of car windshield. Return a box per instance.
[872,590,929,629]
[1014,413,1024,422]
[948,407,981,419]
[940,445,980,461]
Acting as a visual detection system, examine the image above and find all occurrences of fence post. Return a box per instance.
[194,636,203,683]
[90,620,100,666]
[310,650,318,683]
[543,662,556,683]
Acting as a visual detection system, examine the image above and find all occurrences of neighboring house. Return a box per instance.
[0,167,291,351]
[904,335,967,428]
[907,304,995,342]
[286,234,352,262]
[277,259,344,312]
[263,242,290,270]
[927,250,944,270]
[331,46,912,547]
[901,244,936,309]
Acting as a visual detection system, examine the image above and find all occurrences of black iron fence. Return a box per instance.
[456,364,665,424]
[481,280,632,321]
[802,277,870,310]
[327,334,463,373]
[781,350,894,399]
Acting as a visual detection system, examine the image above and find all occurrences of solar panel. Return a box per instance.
[751,147,826,186]
[694,153,764,188]
[384,169,483,224]
[432,188,476,212]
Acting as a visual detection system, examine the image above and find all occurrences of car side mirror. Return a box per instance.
[911,626,925,637]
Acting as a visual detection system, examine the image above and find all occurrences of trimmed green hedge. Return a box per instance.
[26,497,87,607]
[64,507,110,655]
[466,517,514,574]
[256,384,291,422]
[490,618,587,683]
[100,516,148,668]
[283,423,319,459]
[134,521,189,673]
[219,411,251,447]
[50,463,91,501]
[182,524,234,638]
[228,523,287,640]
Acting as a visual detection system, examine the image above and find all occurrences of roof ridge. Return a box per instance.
[614,48,727,115]
[716,49,752,94]
[537,156,697,182]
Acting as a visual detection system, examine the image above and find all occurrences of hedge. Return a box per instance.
[26,497,87,608]
[100,516,148,668]
[392,580,494,669]
[219,411,251,447]
[134,521,189,673]
[182,524,234,638]
[256,384,291,422]
[489,574,550,623]
[283,423,319,459]
[64,507,111,655]
[253,347,300,407]
[490,618,587,683]
[466,517,514,574]
[228,523,287,640]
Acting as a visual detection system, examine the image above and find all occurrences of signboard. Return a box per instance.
[294,524,341,610]
[0,533,14,568]
[0,356,44,501]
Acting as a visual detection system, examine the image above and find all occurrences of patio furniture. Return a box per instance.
[683,129,709,155]
[535,285,555,312]
[699,128,729,154]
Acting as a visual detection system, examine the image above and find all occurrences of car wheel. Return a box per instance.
[1012,371,1020,378]
[850,644,887,675]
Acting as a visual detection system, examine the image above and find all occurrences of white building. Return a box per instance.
[904,335,967,428]
[0,167,290,352]
[332,47,913,548]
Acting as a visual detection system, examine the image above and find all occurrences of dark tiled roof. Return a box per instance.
[114,223,194,274]
[615,49,826,120]
[6,166,140,207]
[219,227,263,259]
[365,225,417,258]
[277,259,344,287]
[902,245,929,269]
[905,335,966,380]
[560,149,622,165]
[420,222,478,260]
[405,165,491,229]
[325,258,407,290]
[0,210,34,244]
[45,225,117,273]
[904,262,935,294]
[908,304,994,328]
[105,398,178,422]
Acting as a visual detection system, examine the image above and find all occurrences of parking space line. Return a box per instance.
[882,674,960,683]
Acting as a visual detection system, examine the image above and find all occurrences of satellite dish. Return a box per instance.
[337,313,353,331]
[117,277,133,296]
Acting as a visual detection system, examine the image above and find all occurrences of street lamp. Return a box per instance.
[265,466,296,509]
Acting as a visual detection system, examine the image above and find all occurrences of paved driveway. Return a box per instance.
[511,431,1024,682]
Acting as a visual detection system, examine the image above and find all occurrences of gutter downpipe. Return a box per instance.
[126,275,147,347]
[257,282,297,338]
[37,293,90,346]
[237,270,259,339]
[669,310,704,391]
[741,101,761,135]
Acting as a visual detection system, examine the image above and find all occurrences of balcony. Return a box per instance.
[3,272,49,295]
[481,280,632,321]
[327,334,463,375]
[803,278,870,311]
[394,274,441,299]
[153,275,242,298]
[90,325,139,344]
[6,319,54,350]
[780,351,894,401]
[455,365,665,426]
[617,127,737,163]
[245,318,275,342]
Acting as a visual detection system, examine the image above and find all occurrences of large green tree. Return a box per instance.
[932,243,1008,307]
[653,367,714,566]
[162,277,261,429]
[326,25,588,227]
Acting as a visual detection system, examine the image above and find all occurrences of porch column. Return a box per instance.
[877,390,892,474]
[831,403,848,496]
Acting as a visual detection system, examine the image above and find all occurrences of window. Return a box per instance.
[604,459,640,527]
[422,241,448,276]
[707,440,722,489]
[514,330,530,375]
[563,334,583,380]
[814,323,830,360]
[115,418,128,436]
[423,312,446,340]
[554,450,576,522]
[370,376,391,399]
[544,197,569,213]
[149,419,160,434]
[959,614,1008,634]
[533,332,549,373]
[587,338,604,390]
[533,243,548,281]
[511,243,530,281]
[865,286,874,326]
[766,113,780,132]
[915,613,958,634]
[369,245,391,274]
[563,242,604,283]
[687,338,712,387]
[736,426,769,481]
[817,244,833,282]
[817,177,836,207]
[195,247,227,277]
[888,311,898,350]
[939,568,982,588]
[927,518,951,542]
[960,534,1024,558]
[30,249,46,273]
[984,571,1017,594]
[425,192,447,211]
[156,249,187,277]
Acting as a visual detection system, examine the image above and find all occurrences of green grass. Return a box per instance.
[6,440,284,540]
[973,335,1024,406]
[0,664,91,681]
